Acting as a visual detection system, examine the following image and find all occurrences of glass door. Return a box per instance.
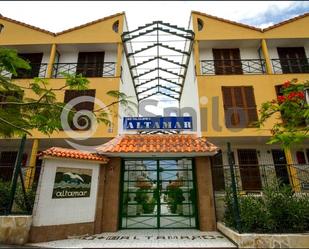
[120,159,196,229]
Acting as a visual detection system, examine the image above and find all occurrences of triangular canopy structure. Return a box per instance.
[122,21,194,102]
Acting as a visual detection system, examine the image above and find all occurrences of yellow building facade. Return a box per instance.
[0,11,308,193]
[190,11,309,192]
[0,13,137,187]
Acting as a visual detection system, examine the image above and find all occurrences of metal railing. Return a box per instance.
[272,58,309,74]
[212,163,309,193]
[52,62,116,78]
[0,63,48,79]
[200,59,266,75]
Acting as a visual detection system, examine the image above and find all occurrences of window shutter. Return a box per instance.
[222,86,258,128]
[213,49,242,75]
[244,86,258,126]
[222,87,237,127]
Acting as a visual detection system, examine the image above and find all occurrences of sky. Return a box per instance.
[1,1,309,32]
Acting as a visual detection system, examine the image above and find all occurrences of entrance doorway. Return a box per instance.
[120,159,197,229]
[271,149,290,185]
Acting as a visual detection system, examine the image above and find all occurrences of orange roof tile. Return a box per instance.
[42,147,109,163]
[96,134,218,154]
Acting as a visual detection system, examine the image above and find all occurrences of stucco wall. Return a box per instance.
[32,158,101,226]
[180,53,201,135]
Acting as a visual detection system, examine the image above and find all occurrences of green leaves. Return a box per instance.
[224,181,309,233]
[63,72,89,90]
[0,47,30,77]
[258,79,309,148]
[0,47,135,138]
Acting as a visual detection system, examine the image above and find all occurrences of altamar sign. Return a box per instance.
[123,117,193,130]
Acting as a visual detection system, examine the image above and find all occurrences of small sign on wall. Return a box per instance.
[52,167,92,199]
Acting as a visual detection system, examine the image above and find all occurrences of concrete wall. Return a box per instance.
[29,157,103,242]
[0,216,32,245]
[180,52,201,135]
[32,158,100,226]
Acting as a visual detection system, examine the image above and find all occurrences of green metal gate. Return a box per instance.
[120,159,197,229]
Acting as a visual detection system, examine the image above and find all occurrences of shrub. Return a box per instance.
[223,181,309,233]
[0,179,11,214]
[0,179,37,214]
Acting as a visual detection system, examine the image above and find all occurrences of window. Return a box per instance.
[277,47,309,74]
[271,149,290,185]
[76,52,105,77]
[222,86,258,128]
[237,149,262,191]
[296,151,306,164]
[197,18,204,31]
[212,48,243,75]
[112,20,119,33]
[13,53,43,79]
[63,89,96,130]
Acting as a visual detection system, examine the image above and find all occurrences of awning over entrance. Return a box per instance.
[42,147,109,163]
[96,134,218,156]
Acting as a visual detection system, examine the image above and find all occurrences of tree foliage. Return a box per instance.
[0,47,135,137]
[257,78,309,148]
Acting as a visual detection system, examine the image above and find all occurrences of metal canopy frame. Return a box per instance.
[122,21,194,102]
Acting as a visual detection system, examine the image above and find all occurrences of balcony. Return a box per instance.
[52,62,116,78]
[1,63,48,79]
[200,59,266,75]
[271,58,309,74]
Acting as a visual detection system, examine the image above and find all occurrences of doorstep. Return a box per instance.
[27,229,237,248]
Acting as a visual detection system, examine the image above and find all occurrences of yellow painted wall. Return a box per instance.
[55,15,123,44]
[0,19,54,45]
[13,77,121,139]
[0,14,124,45]
[192,12,309,41]
[192,13,262,41]
[264,15,309,39]
[197,74,309,138]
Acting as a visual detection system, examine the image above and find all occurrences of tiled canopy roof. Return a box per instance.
[96,134,218,154]
[42,147,109,163]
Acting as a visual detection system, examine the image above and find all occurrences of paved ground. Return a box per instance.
[27,229,236,248]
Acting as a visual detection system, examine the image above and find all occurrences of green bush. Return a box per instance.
[223,182,309,233]
[0,180,11,214]
[0,179,36,214]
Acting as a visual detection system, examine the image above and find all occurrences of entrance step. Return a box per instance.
[27,229,237,248]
